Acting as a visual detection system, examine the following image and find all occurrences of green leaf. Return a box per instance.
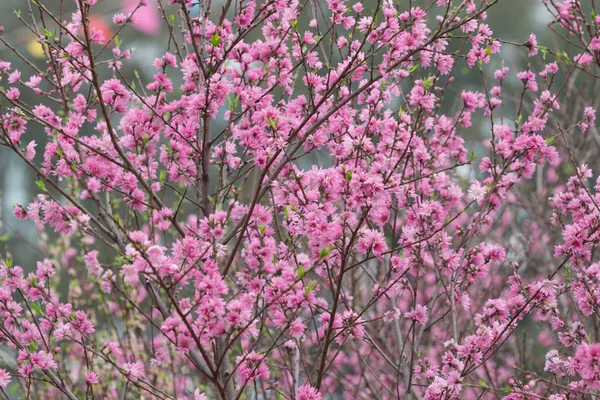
[478,379,489,389]
[31,301,42,315]
[36,180,46,191]
[545,137,554,146]
[515,114,522,125]
[422,76,434,89]
[169,14,175,24]
[470,151,477,162]
[210,31,221,47]
[227,94,239,111]
[305,281,317,294]
[345,171,353,181]
[319,246,333,259]
[41,27,55,41]
[29,340,38,352]
[537,45,548,58]
[267,116,279,129]
[297,265,305,279]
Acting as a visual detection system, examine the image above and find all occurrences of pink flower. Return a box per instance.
[122,361,145,380]
[0,368,10,388]
[580,106,596,132]
[526,33,538,56]
[297,384,322,400]
[468,180,488,202]
[193,389,208,400]
[236,351,269,382]
[405,305,429,325]
[8,70,20,83]
[113,13,128,24]
[574,52,593,66]
[85,371,99,385]
[6,87,19,100]
[25,141,37,160]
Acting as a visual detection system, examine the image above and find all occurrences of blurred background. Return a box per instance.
[0,0,560,270]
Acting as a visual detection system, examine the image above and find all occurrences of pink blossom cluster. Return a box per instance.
[0,0,598,399]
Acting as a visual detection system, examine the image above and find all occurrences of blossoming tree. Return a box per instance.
[0,0,599,399]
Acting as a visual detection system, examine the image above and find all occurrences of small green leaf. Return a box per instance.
[297,265,305,279]
[267,116,279,129]
[422,76,434,89]
[29,340,38,352]
[305,281,317,294]
[319,246,333,259]
[478,379,489,389]
[36,180,46,191]
[31,301,42,315]
[169,14,175,24]
[41,27,55,40]
[545,137,554,146]
[210,31,221,47]
[227,94,239,111]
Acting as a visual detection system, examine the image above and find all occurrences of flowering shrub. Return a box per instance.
[0,0,599,399]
